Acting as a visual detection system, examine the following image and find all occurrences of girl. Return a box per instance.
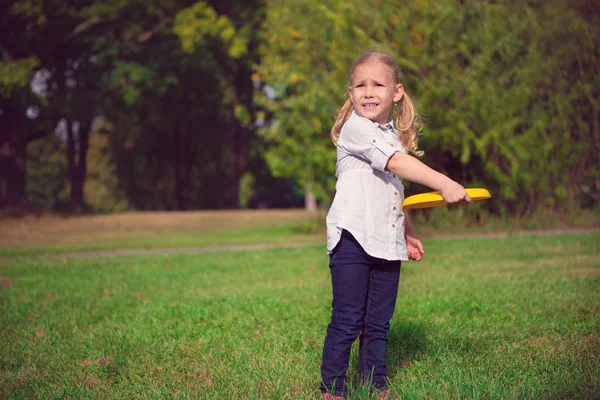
[321,49,471,399]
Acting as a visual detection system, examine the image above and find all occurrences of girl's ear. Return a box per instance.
[393,84,404,102]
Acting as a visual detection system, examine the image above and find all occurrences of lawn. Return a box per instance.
[1,207,598,257]
[0,210,325,257]
[1,233,598,399]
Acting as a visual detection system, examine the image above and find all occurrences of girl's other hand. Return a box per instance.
[440,181,472,204]
[405,231,424,261]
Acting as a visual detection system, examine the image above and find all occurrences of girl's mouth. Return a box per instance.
[362,103,378,109]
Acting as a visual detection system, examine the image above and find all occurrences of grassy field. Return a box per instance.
[0,210,326,257]
[1,228,599,398]
[1,208,598,257]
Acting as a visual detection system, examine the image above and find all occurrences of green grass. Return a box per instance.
[0,224,322,258]
[0,210,325,258]
[1,234,599,399]
[1,207,598,258]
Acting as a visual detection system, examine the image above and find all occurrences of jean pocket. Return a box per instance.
[333,237,365,263]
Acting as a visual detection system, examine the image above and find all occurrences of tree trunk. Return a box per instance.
[224,68,252,209]
[67,119,91,213]
[173,123,184,210]
[225,121,246,208]
[0,100,41,208]
[173,92,193,211]
[222,15,260,209]
[174,135,190,211]
[305,187,317,211]
[0,138,28,208]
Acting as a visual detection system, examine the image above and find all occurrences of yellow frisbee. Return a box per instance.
[402,188,491,210]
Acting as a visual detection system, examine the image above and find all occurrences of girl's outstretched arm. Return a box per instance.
[386,152,471,204]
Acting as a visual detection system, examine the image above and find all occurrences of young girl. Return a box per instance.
[321,49,471,399]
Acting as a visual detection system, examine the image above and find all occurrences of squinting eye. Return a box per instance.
[356,84,365,88]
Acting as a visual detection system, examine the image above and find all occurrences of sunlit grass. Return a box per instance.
[2,208,598,258]
[0,210,325,257]
[1,234,598,399]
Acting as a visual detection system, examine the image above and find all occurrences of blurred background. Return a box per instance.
[1,0,598,222]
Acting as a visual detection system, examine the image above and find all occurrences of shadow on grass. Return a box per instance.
[387,320,428,378]
[387,318,484,381]
[340,321,430,398]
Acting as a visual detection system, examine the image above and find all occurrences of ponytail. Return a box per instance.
[395,92,423,157]
[330,98,354,145]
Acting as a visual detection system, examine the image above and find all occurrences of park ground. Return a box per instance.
[0,209,599,399]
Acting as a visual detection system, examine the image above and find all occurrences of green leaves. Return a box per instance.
[0,57,40,97]
[174,2,249,58]
[109,61,163,105]
[27,134,68,208]
[258,0,599,214]
[6,0,596,213]
[256,0,379,202]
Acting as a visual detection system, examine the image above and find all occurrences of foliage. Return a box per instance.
[238,172,255,208]
[2,0,105,210]
[26,134,68,208]
[84,131,129,212]
[257,0,600,215]
[67,0,265,210]
[172,0,264,208]
[174,1,250,59]
[3,0,598,214]
[256,0,373,202]
[2,0,265,211]
[403,1,600,216]
[98,30,232,210]
[0,57,40,98]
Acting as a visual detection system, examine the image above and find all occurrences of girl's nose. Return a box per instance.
[365,84,374,97]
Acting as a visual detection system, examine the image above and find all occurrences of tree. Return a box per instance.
[2,0,101,212]
[26,133,68,209]
[256,0,600,215]
[84,130,128,212]
[1,0,264,211]
[0,56,44,208]
[65,0,265,210]
[255,0,412,205]
[174,0,264,208]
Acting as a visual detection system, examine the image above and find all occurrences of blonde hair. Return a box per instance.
[331,50,423,157]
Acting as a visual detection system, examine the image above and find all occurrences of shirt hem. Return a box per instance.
[327,224,408,261]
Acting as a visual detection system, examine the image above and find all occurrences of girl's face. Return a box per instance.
[348,62,404,125]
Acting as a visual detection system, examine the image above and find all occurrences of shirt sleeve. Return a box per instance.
[337,113,399,172]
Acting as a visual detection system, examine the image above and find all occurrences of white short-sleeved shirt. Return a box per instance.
[326,111,408,261]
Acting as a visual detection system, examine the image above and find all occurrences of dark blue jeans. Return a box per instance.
[320,230,401,396]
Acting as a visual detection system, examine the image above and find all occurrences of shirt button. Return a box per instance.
[393,206,397,210]
[394,191,398,195]
[392,224,396,228]
[391,144,394,147]
[372,139,376,143]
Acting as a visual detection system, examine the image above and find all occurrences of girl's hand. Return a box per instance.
[405,230,424,261]
[440,181,472,204]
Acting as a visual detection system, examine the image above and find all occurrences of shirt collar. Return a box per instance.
[376,120,394,131]
[351,111,395,131]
